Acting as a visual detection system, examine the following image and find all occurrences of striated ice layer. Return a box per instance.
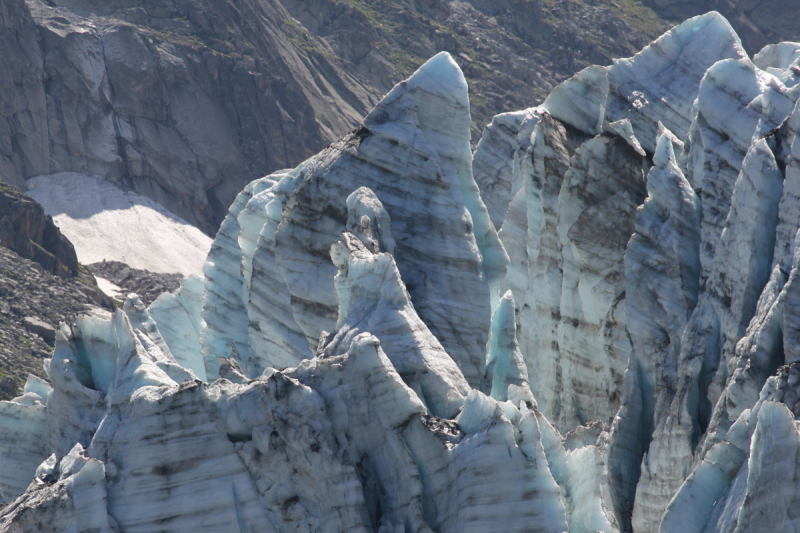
[686,56,794,283]
[621,73,794,533]
[621,131,702,533]
[498,113,576,427]
[245,167,314,372]
[661,364,800,533]
[537,13,746,155]
[486,107,645,432]
[467,11,800,533]
[469,13,747,440]
[628,69,800,533]
[0,377,51,503]
[233,169,310,375]
[604,13,746,153]
[325,229,470,419]
[472,107,543,229]
[0,217,570,533]
[269,52,506,387]
[200,176,275,379]
[753,42,800,87]
[482,290,535,405]
[148,274,207,381]
[0,443,116,533]
[192,52,508,387]
[552,131,645,431]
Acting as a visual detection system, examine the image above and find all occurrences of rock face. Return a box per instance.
[0,183,115,401]
[1,0,341,234]
[87,260,182,306]
[0,0,678,234]
[5,13,800,533]
[0,183,78,278]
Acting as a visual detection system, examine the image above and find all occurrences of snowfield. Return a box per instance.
[26,173,211,276]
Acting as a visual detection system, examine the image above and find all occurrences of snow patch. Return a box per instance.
[95,277,123,301]
[26,173,211,276]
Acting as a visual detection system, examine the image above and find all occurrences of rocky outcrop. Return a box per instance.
[0,245,110,401]
[0,183,78,278]
[0,184,114,401]
[0,0,48,194]
[87,260,182,306]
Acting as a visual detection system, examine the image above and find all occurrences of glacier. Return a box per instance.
[3,11,800,533]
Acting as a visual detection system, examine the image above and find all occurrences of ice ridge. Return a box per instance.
[4,14,800,533]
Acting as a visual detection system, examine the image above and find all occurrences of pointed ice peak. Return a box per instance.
[613,11,744,72]
[646,127,699,223]
[654,129,678,168]
[664,11,743,53]
[57,443,92,479]
[23,375,51,401]
[698,57,778,153]
[608,118,646,156]
[605,11,746,153]
[330,232,411,328]
[456,390,501,434]
[364,50,472,162]
[363,51,468,135]
[406,51,469,108]
[657,121,685,154]
[346,187,396,255]
[217,356,248,384]
[148,274,207,381]
[326,231,470,418]
[484,290,536,407]
[124,294,173,360]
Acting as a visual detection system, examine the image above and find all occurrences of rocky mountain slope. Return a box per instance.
[3,0,797,239]
[0,184,112,401]
[87,260,183,306]
[0,0,671,235]
[0,183,79,279]
[2,12,800,532]
[0,246,101,401]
